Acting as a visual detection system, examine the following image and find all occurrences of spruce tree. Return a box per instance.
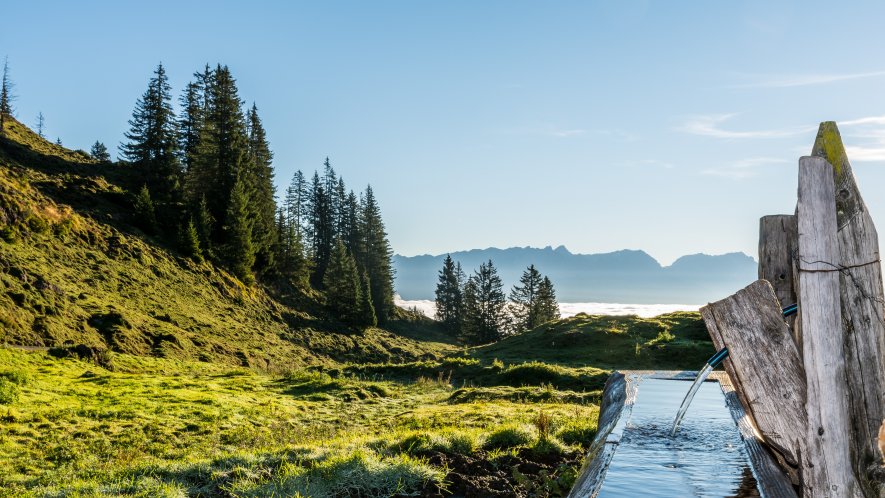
[224,177,255,284]
[134,185,159,234]
[178,79,203,172]
[284,170,307,238]
[91,141,111,162]
[122,63,180,204]
[323,240,361,326]
[0,57,14,133]
[334,177,347,236]
[509,264,544,333]
[245,103,278,271]
[435,255,463,334]
[179,219,203,262]
[358,269,378,327]
[460,260,507,344]
[307,169,333,287]
[192,195,214,258]
[186,65,249,244]
[536,276,561,325]
[360,186,395,323]
[277,206,310,288]
[36,112,45,138]
[342,191,362,256]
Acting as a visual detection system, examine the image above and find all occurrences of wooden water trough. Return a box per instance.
[567,371,797,497]
[569,122,885,497]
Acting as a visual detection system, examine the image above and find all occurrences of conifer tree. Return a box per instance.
[224,177,255,284]
[91,141,111,162]
[186,65,249,242]
[245,103,278,271]
[194,195,214,258]
[177,79,203,172]
[334,177,347,236]
[36,112,45,138]
[307,169,334,286]
[277,207,310,287]
[460,260,507,344]
[134,185,159,234]
[179,219,203,262]
[509,264,544,333]
[435,255,463,334]
[359,186,396,323]
[122,63,180,203]
[324,240,361,325]
[358,269,378,327]
[0,57,14,133]
[284,170,307,238]
[342,191,362,255]
[536,276,561,325]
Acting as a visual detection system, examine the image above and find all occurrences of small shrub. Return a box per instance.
[534,411,552,440]
[0,379,20,405]
[483,424,535,450]
[491,358,504,370]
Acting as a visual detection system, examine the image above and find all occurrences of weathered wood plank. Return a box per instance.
[714,371,799,498]
[759,214,800,337]
[811,122,885,495]
[797,155,862,497]
[701,280,805,480]
[567,372,636,498]
[759,214,799,308]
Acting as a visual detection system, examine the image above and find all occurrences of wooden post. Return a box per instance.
[797,155,861,497]
[701,280,805,482]
[759,214,800,339]
[811,123,885,495]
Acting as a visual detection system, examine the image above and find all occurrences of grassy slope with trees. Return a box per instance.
[0,61,716,497]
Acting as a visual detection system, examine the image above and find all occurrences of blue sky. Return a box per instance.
[4,1,885,264]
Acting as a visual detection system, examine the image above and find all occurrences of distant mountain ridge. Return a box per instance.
[393,246,757,304]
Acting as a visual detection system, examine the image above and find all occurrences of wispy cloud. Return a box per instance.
[837,115,885,162]
[732,70,885,89]
[677,113,815,139]
[701,157,790,179]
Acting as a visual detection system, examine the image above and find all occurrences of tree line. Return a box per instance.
[14,62,398,327]
[434,257,560,344]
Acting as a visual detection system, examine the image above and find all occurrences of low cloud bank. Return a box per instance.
[395,298,700,319]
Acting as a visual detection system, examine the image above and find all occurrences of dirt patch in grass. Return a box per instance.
[415,447,581,497]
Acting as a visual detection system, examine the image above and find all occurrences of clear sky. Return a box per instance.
[4,1,885,265]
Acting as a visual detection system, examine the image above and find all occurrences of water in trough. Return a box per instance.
[597,378,760,497]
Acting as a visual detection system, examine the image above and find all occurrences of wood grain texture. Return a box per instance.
[797,155,862,497]
[812,122,885,495]
[759,214,799,308]
[567,372,634,498]
[701,280,805,475]
[714,371,800,498]
[759,214,800,335]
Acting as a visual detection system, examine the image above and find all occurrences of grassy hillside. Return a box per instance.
[0,117,453,368]
[0,117,717,497]
[475,311,713,369]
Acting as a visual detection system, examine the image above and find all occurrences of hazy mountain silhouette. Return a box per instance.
[393,246,757,304]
